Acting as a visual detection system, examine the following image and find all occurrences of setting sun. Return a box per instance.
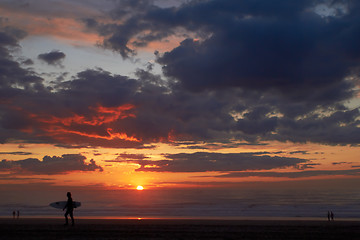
[136,185,144,191]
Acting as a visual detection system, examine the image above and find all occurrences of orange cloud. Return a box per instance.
[41,126,140,143]
[0,8,102,45]
[25,104,140,143]
[33,104,135,127]
[139,36,183,53]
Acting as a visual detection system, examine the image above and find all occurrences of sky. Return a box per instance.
[0,0,360,218]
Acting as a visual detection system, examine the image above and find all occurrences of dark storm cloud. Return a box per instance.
[1,65,359,147]
[91,0,359,102]
[0,25,26,51]
[215,168,360,178]
[84,0,175,58]
[94,0,312,58]
[114,152,307,172]
[74,0,360,146]
[1,67,144,148]
[48,68,238,146]
[273,108,360,145]
[0,154,103,175]
[155,1,359,101]
[0,27,43,92]
[0,25,45,147]
[0,31,19,46]
[37,50,66,66]
[0,2,360,148]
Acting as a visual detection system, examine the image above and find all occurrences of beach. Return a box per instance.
[1,218,359,240]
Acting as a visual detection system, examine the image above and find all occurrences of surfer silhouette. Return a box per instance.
[63,192,75,226]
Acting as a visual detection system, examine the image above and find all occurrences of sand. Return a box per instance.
[1,218,359,239]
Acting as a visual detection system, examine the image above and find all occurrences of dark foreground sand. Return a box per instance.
[1,218,359,240]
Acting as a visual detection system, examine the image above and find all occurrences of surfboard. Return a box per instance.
[49,201,81,209]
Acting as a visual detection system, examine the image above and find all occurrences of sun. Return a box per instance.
[136,185,144,191]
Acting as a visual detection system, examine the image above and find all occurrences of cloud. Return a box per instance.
[0,66,239,147]
[289,151,309,155]
[273,108,360,145]
[105,153,150,164]
[154,1,358,103]
[0,173,54,181]
[0,151,32,155]
[214,168,360,179]
[81,0,360,146]
[296,163,321,170]
[88,0,359,103]
[21,58,34,65]
[0,26,45,115]
[0,0,106,19]
[332,162,350,165]
[1,65,359,147]
[85,0,173,58]
[113,152,307,172]
[0,154,103,175]
[0,2,359,148]
[116,153,149,161]
[0,0,107,44]
[37,50,66,66]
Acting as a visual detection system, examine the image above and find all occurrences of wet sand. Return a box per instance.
[1,218,359,239]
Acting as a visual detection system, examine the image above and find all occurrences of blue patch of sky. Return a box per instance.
[17,36,159,85]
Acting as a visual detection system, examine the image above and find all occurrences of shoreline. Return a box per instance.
[2,218,360,239]
[1,217,359,225]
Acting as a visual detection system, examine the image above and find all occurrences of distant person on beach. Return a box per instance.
[327,211,330,221]
[12,211,15,219]
[331,211,334,221]
[63,192,75,226]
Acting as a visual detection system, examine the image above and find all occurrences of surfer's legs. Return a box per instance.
[64,209,74,226]
[64,211,69,225]
[70,211,74,226]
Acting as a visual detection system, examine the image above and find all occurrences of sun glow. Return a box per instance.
[136,185,144,191]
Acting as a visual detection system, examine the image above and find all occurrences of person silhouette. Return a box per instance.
[63,192,75,226]
[330,211,334,221]
[327,211,330,221]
